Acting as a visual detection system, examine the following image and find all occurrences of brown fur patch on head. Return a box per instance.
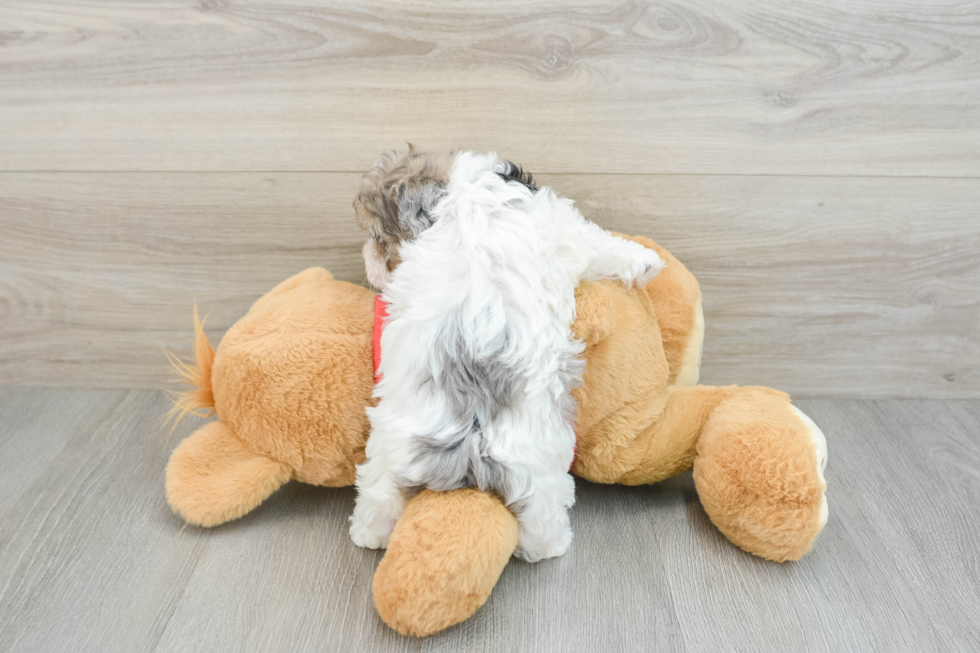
[353,146,455,271]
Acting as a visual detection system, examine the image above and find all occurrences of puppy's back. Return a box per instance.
[374,153,582,498]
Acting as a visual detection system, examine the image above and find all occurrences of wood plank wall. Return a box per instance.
[1,1,978,396]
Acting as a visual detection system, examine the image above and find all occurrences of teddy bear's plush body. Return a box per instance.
[166,235,828,637]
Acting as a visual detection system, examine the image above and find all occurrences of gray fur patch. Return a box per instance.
[438,317,522,426]
[400,314,525,496]
[401,323,585,505]
[555,345,586,424]
[401,426,515,495]
[396,181,444,237]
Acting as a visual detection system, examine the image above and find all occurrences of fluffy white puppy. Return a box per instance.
[350,149,663,562]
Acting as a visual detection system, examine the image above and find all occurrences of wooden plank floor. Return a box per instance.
[2,1,980,176]
[2,172,978,396]
[2,2,978,650]
[1,389,977,652]
[2,1,980,396]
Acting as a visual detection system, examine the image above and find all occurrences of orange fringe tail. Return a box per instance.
[165,305,216,430]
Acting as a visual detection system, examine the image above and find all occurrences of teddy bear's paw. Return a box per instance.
[790,404,829,530]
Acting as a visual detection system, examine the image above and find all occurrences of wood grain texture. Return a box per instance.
[0,390,213,653]
[555,173,980,398]
[1,1,980,175]
[2,172,977,396]
[0,172,366,388]
[804,399,980,652]
[1,390,979,651]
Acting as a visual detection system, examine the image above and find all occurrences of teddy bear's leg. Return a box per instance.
[576,384,828,560]
[166,421,292,527]
[574,385,742,486]
[693,388,829,562]
[614,233,704,386]
[372,488,519,637]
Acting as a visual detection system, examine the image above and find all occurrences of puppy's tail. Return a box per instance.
[164,305,216,431]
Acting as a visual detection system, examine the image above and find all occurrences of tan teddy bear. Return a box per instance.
[165,235,828,637]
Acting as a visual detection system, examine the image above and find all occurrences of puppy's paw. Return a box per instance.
[515,529,573,563]
[625,246,665,288]
[349,515,393,550]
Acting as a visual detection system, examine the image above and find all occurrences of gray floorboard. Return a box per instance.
[0,390,977,652]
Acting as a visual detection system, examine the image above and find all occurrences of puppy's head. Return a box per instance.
[354,147,455,289]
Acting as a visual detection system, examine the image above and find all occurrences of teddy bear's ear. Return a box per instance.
[572,282,617,346]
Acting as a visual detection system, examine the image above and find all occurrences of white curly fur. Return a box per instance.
[350,152,663,562]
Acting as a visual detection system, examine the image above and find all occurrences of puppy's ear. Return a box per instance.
[389,150,453,236]
[353,150,401,235]
[353,150,410,270]
[354,149,453,269]
[353,191,395,236]
[497,161,537,192]
[395,181,443,237]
